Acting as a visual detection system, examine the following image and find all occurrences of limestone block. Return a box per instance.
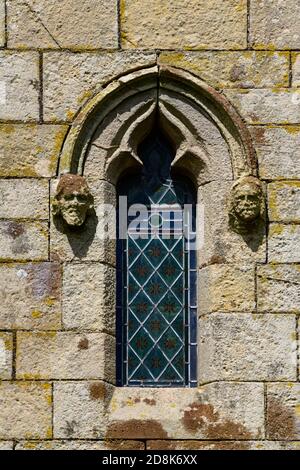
[53,381,114,439]
[0,333,13,379]
[268,224,300,263]
[0,124,68,178]
[0,179,48,219]
[250,126,300,180]
[43,51,156,121]
[198,265,255,314]
[0,221,48,261]
[291,53,300,86]
[199,314,297,382]
[267,383,300,440]
[107,383,264,439]
[0,442,13,450]
[257,264,300,313]
[16,331,115,381]
[225,89,300,124]
[0,262,61,330]
[0,0,4,46]
[0,382,52,439]
[147,440,300,450]
[159,51,289,89]
[268,181,300,223]
[0,52,39,121]
[250,0,300,50]
[7,0,118,50]
[63,263,115,333]
[198,181,266,266]
[121,0,247,50]
[16,440,144,450]
[50,179,116,264]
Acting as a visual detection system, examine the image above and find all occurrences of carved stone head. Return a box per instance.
[229,176,265,234]
[52,174,93,227]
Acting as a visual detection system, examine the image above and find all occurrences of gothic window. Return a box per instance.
[116,129,197,387]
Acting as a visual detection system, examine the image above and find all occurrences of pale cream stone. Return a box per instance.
[250,0,300,50]
[121,0,247,50]
[267,383,300,439]
[0,0,4,47]
[257,264,300,313]
[0,124,68,178]
[268,181,300,223]
[16,331,115,381]
[291,53,300,87]
[268,224,300,263]
[53,381,114,439]
[0,442,13,450]
[0,333,13,379]
[0,263,61,330]
[225,89,300,124]
[147,440,300,450]
[43,51,156,121]
[7,0,118,50]
[0,179,48,219]
[199,314,297,382]
[63,263,115,334]
[50,179,116,264]
[16,440,144,450]
[250,126,300,180]
[0,382,52,439]
[0,51,39,121]
[159,51,289,89]
[0,221,48,261]
[107,383,264,439]
[198,265,255,314]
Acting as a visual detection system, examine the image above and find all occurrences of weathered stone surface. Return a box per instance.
[7,0,118,50]
[0,51,39,121]
[146,440,300,450]
[16,332,115,381]
[257,264,300,313]
[198,265,255,314]
[0,333,13,379]
[63,263,115,333]
[0,0,4,47]
[291,53,300,87]
[54,381,114,439]
[251,126,300,180]
[107,383,264,439]
[0,382,52,439]
[0,221,48,261]
[16,440,144,450]
[43,51,156,121]
[250,1,300,50]
[50,179,116,264]
[0,442,13,450]
[0,263,61,330]
[121,0,247,50]
[199,314,297,382]
[159,51,289,89]
[268,181,300,223]
[225,89,300,124]
[267,383,300,440]
[0,124,68,178]
[268,224,300,263]
[0,179,48,219]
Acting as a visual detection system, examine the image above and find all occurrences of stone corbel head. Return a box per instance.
[52,174,94,227]
[229,175,265,234]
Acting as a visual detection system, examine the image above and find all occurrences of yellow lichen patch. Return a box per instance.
[23,441,37,449]
[19,373,42,380]
[44,297,56,307]
[291,332,297,341]
[31,310,42,319]
[269,224,284,236]
[66,110,75,121]
[1,124,15,134]
[253,42,277,51]
[0,334,13,351]
[295,404,300,417]
[46,427,53,439]
[77,89,94,106]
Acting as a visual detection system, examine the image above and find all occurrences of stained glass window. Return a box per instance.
[116,130,197,387]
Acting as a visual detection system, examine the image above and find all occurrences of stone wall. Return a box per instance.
[0,0,300,451]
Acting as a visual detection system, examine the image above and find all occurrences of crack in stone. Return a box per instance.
[257,275,300,287]
[22,1,62,49]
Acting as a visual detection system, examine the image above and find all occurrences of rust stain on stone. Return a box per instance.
[89,382,106,401]
[104,439,145,451]
[107,419,168,440]
[78,337,89,350]
[267,396,296,440]
[181,401,252,439]
[209,255,226,265]
[144,398,156,406]
[147,440,250,451]
[5,222,25,239]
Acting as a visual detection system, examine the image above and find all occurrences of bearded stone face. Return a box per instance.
[52,174,93,227]
[233,184,262,222]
